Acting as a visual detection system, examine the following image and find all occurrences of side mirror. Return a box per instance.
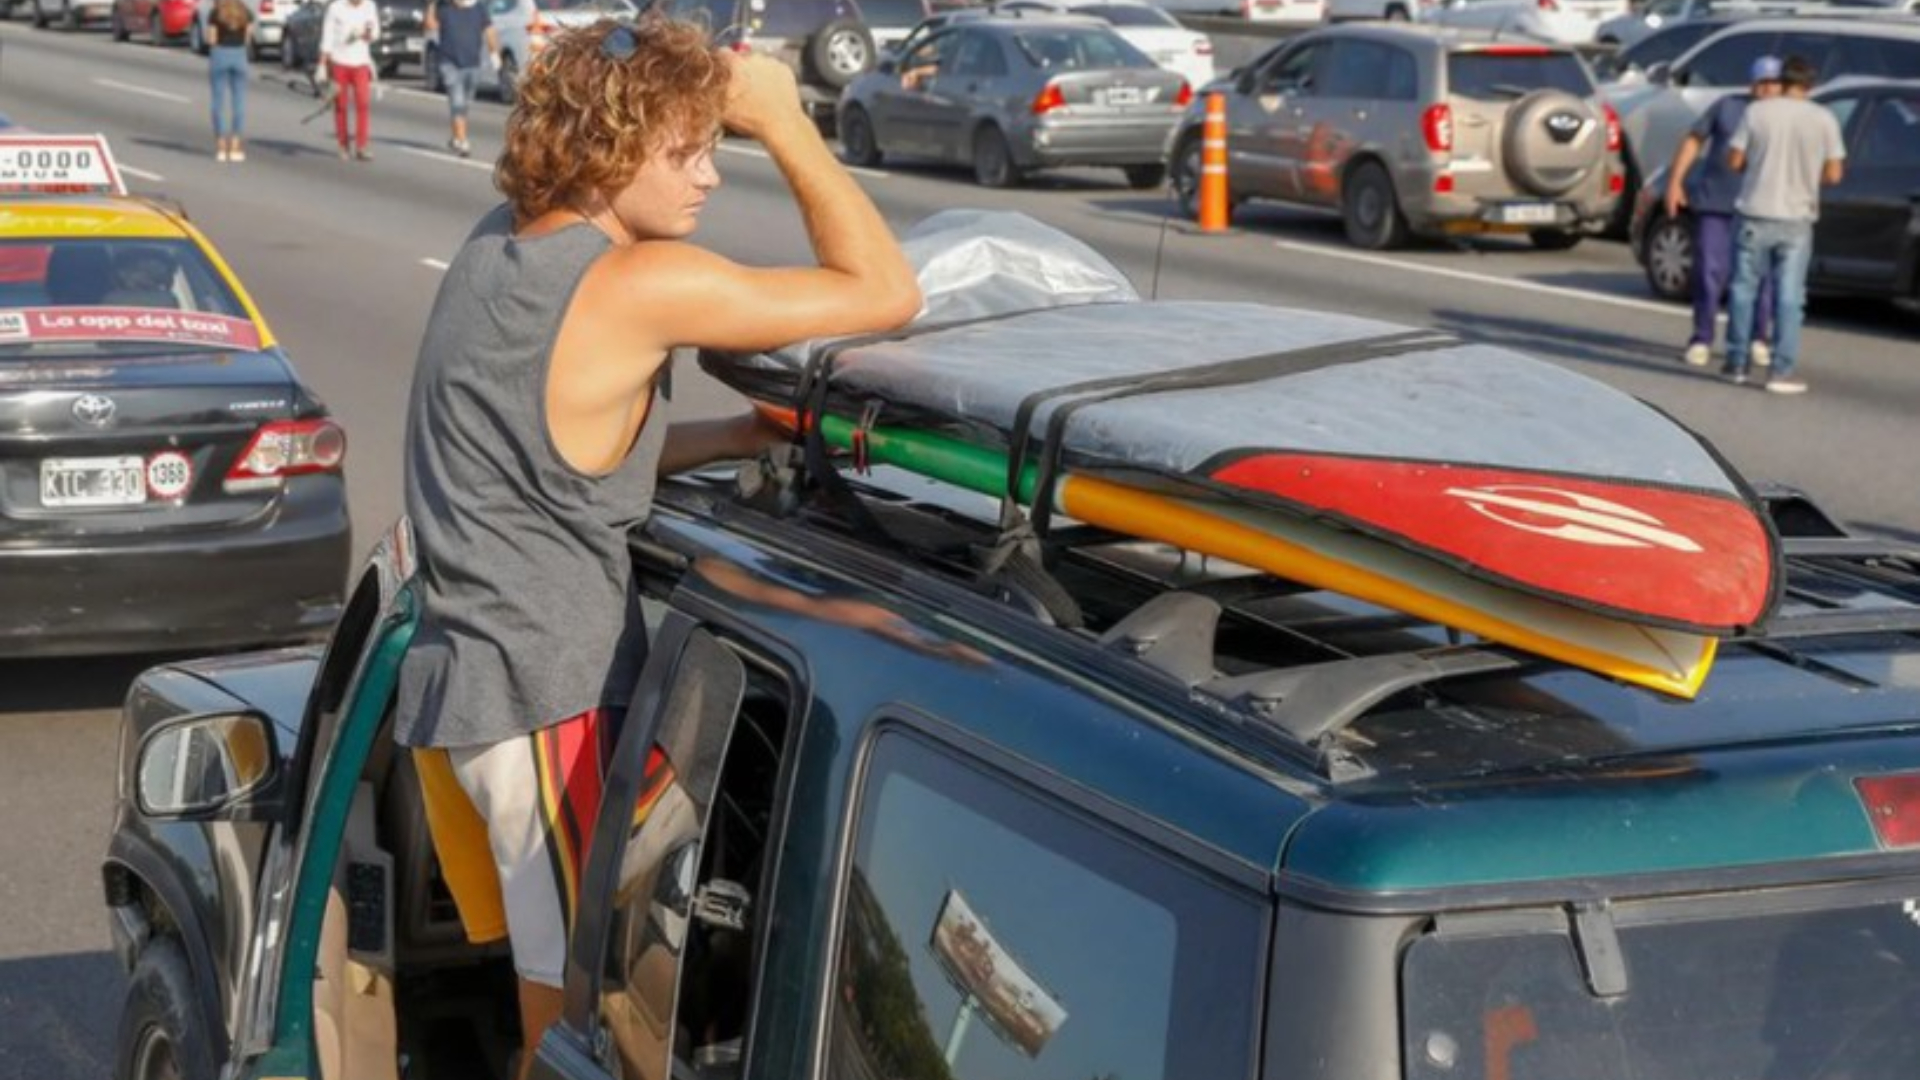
[137,712,280,819]
[878,57,896,74]
[1646,60,1673,86]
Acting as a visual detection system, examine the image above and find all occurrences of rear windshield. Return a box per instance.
[1447,50,1593,100]
[0,238,256,356]
[1403,889,1920,1080]
[856,0,929,27]
[1080,3,1181,26]
[1012,27,1156,70]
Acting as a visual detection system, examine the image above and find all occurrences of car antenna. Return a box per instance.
[1150,194,1174,301]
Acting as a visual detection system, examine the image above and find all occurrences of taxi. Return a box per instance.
[0,134,349,657]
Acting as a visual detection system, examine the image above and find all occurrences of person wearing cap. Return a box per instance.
[1723,54,1846,395]
[1663,55,1781,371]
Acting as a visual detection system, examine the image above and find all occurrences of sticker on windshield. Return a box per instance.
[0,307,260,351]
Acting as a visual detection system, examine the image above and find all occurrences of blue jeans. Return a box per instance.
[1690,212,1772,350]
[1725,216,1812,378]
[441,64,481,119]
[209,46,248,138]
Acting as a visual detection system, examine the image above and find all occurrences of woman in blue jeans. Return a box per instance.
[207,0,254,162]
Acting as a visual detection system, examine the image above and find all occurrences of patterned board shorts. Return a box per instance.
[412,707,673,987]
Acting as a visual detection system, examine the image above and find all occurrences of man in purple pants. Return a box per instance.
[1664,56,1780,369]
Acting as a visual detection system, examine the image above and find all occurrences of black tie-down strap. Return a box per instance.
[997,328,1459,542]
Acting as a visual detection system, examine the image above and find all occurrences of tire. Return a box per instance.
[1169,130,1203,219]
[422,44,443,93]
[496,50,520,105]
[1342,161,1408,250]
[1124,164,1167,190]
[188,16,202,52]
[1529,228,1583,251]
[282,32,301,70]
[32,0,48,28]
[805,18,873,90]
[61,0,80,30]
[971,126,1021,189]
[1642,213,1693,301]
[115,939,218,1080]
[111,7,127,39]
[1384,3,1410,19]
[378,57,400,78]
[147,9,163,43]
[246,34,262,61]
[838,105,882,166]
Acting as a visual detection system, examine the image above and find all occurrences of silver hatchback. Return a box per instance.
[1168,25,1624,250]
[838,14,1192,188]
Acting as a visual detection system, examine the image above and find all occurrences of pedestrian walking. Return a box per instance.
[394,20,919,1080]
[206,0,254,163]
[1664,55,1780,369]
[318,0,380,161]
[425,0,500,158]
[1723,54,1846,394]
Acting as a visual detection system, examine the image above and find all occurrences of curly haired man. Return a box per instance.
[394,20,921,1076]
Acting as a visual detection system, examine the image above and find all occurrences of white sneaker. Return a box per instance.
[1682,343,1711,367]
[1751,341,1772,368]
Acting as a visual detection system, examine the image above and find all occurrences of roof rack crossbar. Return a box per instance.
[1783,536,1920,563]
[1756,608,1920,640]
[1199,647,1522,745]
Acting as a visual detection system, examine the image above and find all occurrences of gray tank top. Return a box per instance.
[395,204,668,748]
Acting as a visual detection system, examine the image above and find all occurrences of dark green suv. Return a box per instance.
[102,470,1920,1080]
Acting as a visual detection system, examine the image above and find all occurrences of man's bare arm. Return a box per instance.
[1664,133,1703,216]
[657,411,783,475]
[1728,147,1747,173]
[1823,158,1844,185]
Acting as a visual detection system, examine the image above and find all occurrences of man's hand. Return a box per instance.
[720,53,806,142]
[1664,183,1687,219]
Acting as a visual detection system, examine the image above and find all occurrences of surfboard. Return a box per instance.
[706,209,1774,696]
[755,407,1715,698]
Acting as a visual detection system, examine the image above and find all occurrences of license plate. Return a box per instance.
[1497,203,1559,225]
[41,456,147,508]
[405,35,425,51]
[1102,86,1144,107]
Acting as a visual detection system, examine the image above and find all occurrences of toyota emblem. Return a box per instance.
[1544,112,1586,145]
[72,394,117,427]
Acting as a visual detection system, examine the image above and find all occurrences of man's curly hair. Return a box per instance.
[497,19,731,223]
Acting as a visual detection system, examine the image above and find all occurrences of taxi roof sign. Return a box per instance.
[0,134,126,197]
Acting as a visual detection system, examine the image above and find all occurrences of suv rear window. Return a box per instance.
[1447,50,1592,100]
[1079,3,1181,26]
[1013,27,1156,70]
[855,0,928,28]
[1402,890,1920,1079]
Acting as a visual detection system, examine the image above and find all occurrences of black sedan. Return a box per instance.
[1631,78,1920,313]
[0,153,350,657]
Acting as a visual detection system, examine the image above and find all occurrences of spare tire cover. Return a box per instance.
[1502,89,1605,197]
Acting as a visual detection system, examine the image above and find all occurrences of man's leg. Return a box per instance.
[331,62,351,153]
[1767,220,1813,387]
[1722,217,1764,381]
[349,65,373,152]
[1689,212,1732,358]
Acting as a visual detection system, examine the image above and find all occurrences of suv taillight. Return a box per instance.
[1422,103,1453,153]
[1032,82,1066,115]
[1603,102,1622,152]
[1174,81,1193,107]
[224,419,346,493]
[1537,0,1559,9]
[1856,773,1920,848]
[259,0,273,13]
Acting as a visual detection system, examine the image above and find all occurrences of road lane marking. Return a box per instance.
[421,257,450,271]
[718,141,888,180]
[384,86,445,102]
[1270,240,1687,321]
[92,78,191,104]
[394,144,494,172]
[119,164,165,182]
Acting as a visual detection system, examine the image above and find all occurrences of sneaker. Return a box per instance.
[1682,342,1711,367]
[355,147,373,162]
[1751,340,1772,368]
[456,140,471,159]
[1764,376,1808,395]
[216,146,230,163]
[1721,367,1750,386]
[338,145,352,160]
[230,148,246,163]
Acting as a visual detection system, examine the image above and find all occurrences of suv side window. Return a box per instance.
[1681,31,1779,87]
[1854,93,1920,169]
[1832,34,1920,78]
[1320,39,1417,100]
[1261,41,1324,96]
[825,728,1267,1080]
[1774,32,1839,75]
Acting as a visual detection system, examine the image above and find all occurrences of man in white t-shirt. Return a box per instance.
[318,0,381,161]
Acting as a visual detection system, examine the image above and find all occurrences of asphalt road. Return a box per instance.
[0,19,1915,1080]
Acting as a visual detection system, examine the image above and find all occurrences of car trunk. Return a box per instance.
[1444,48,1597,205]
[1044,68,1189,114]
[0,349,308,541]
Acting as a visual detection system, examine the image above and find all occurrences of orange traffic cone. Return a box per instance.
[1198,91,1229,233]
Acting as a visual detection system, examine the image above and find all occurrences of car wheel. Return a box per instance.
[838,105,882,167]
[1169,130,1203,219]
[111,7,127,38]
[972,126,1021,189]
[1124,164,1167,190]
[32,0,48,28]
[246,34,262,61]
[282,33,302,70]
[61,0,80,30]
[147,9,162,42]
[423,44,443,93]
[806,18,873,90]
[496,50,520,105]
[1384,3,1410,19]
[1342,161,1408,250]
[1643,213,1693,301]
[378,58,400,78]
[115,939,217,1080]
[1529,228,1583,251]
